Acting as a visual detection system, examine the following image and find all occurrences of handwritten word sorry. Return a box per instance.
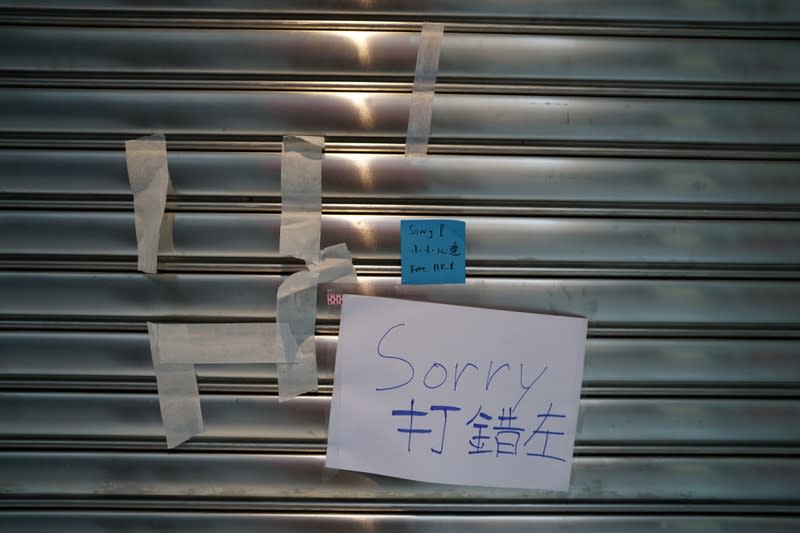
[325,295,587,490]
[375,321,551,408]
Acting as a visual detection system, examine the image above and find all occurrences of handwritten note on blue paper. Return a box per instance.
[326,295,589,491]
[401,219,466,285]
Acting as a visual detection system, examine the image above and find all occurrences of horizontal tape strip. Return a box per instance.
[151,322,288,364]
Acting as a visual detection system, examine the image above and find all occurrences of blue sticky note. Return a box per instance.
[401,219,466,285]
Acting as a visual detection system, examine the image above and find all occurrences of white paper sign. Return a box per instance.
[326,295,588,491]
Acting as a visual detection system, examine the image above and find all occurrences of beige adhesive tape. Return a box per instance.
[155,322,287,364]
[147,246,356,438]
[277,335,317,402]
[277,270,319,364]
[276,244,357,402]
[280,135,324,264]
[149,321,298,447]
[310,243,358,284]
[126,133,170,273]
[158,212,176,256]
[405,23,444,157]
[148,322,204,448]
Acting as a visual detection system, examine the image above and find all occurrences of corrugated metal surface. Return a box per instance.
[1,2,799,531]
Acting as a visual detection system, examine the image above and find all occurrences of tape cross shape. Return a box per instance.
[405,23,444,157]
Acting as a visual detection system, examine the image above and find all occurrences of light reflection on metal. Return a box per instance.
[333,31,373,68]
[350,152,375,191]
[3,3,798,527]
[334,92,375,129]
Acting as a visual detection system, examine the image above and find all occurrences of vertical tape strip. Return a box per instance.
[148,322,204,448]
[277,270,320,364]
[276,333,318,402]
[405,23,444,157]
[276,244,357,402]
[280,135,324,264]
[275,268,321,402]
[126,133,170,273]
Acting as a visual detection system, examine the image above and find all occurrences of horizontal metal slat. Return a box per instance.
[3,211,799,268]
[2,513,799,533]
[2,28,798,89]
[3,151,799,208]
[0,0,795,525]
[3,333,798,389]
[2,274,799,327]
[0,331,322,383]
[1,452,798,501]
[1,1,798,24]
[329,279,800,328]
[2,393,798,447]
[2,89,799,147]
[0,272,800,328]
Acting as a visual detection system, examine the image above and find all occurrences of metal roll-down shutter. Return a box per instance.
[1,2,799,531]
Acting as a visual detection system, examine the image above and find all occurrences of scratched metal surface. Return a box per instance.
[3,152,800,215]
[0,2,798,532]
[2,514,800,533]
[3,393,800,449]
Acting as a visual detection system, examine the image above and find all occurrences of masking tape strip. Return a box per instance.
[276,243,357,401]
[276,334,317,402]
[149,321,296,447]
[148,322,204,448]
[147,245,356,440]
[126,133,170,273]
[150,321,298,448]
[278,244,358,357]
[155,322,288,364]
[280,135,324,264]
[149,243,357,431]
[310,243,358,284]
[277,270,319,365]
[158,212,176,256]
[405,23,444,157]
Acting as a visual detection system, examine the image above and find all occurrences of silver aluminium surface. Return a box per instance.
[0,1,798,532]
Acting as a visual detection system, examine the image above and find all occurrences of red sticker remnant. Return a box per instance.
[327,290,344,307]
